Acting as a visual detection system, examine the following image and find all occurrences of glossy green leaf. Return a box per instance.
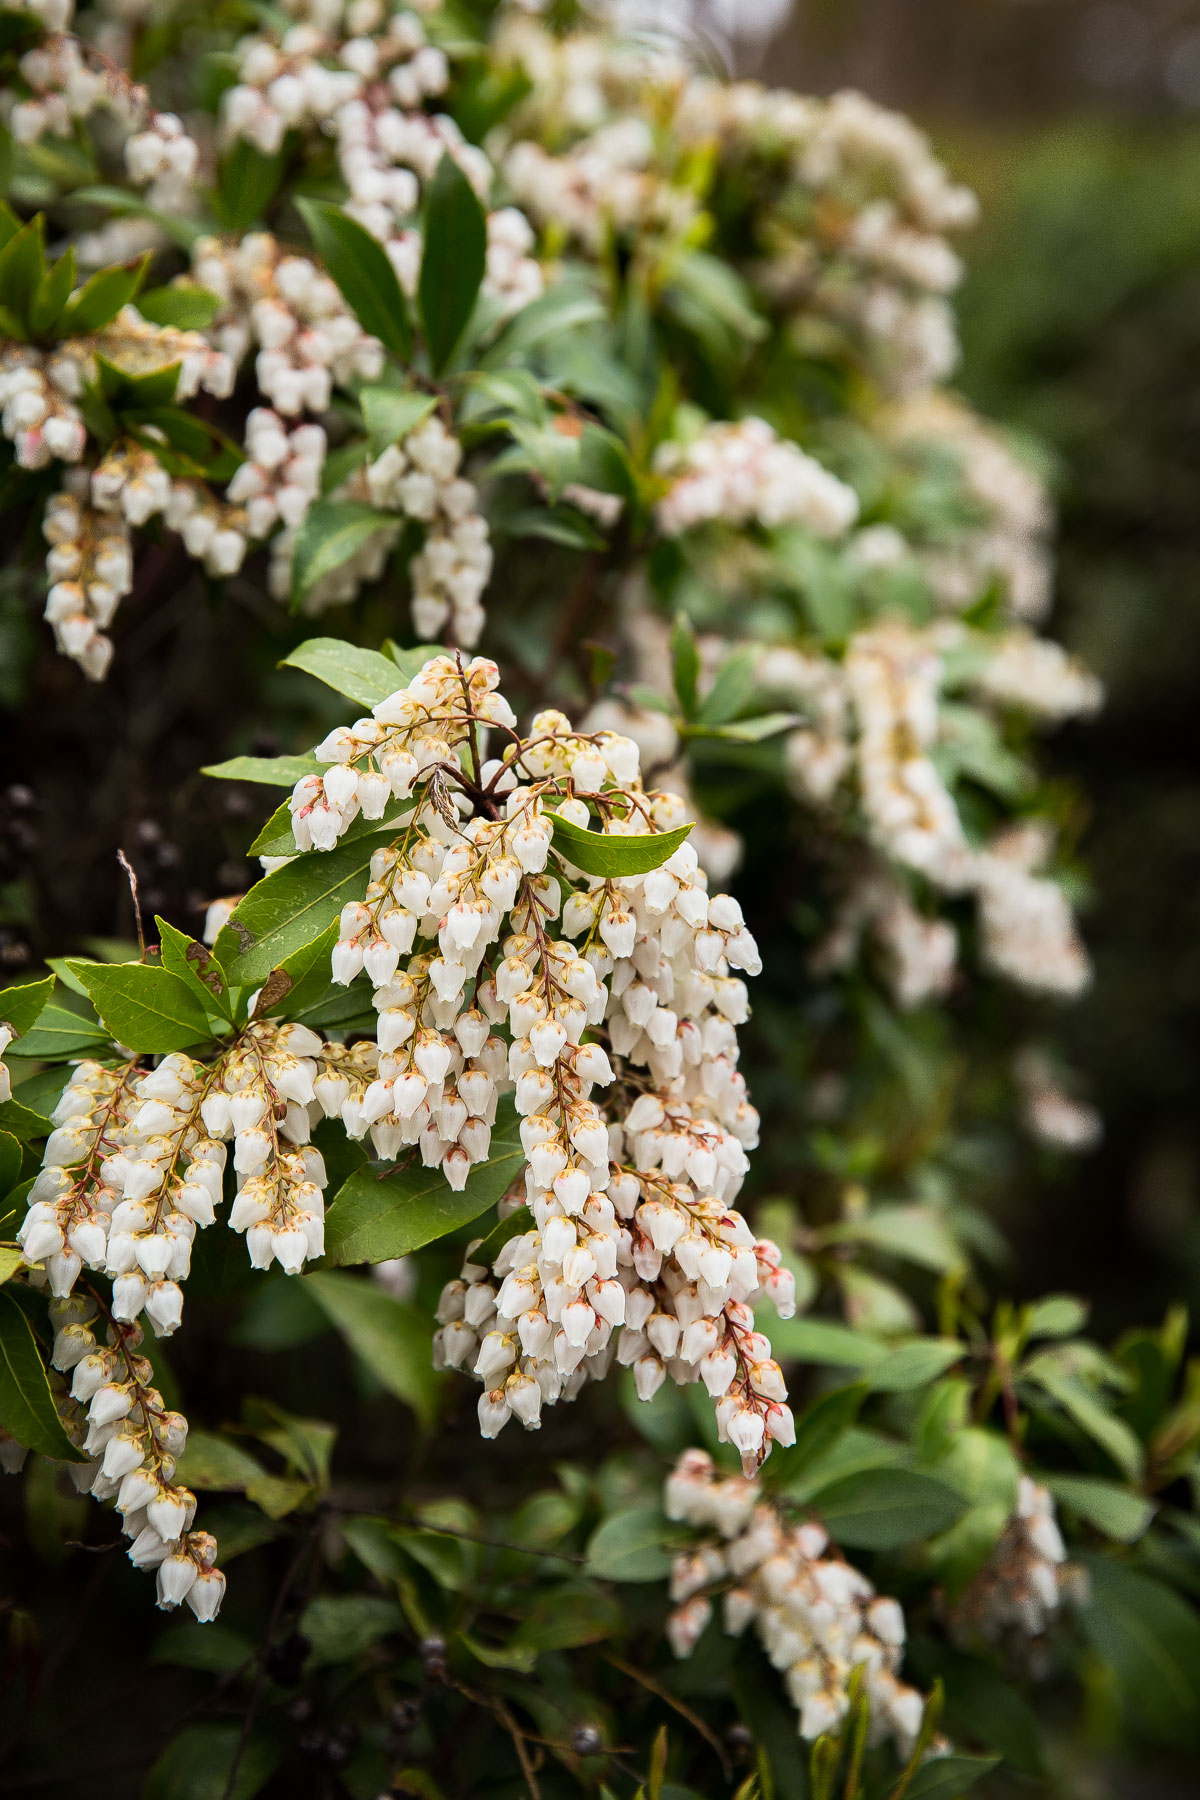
[418,152,487,372]
[868,1339,964,1392]
[297,197,412,359]
[0,1131,22,1200]
[155,917,233,1022]
[584,1505,672,1582]
[768,1314,888,1370]
[1026,1294,1089,1339]
[144,1723,278,1800]
[766,1383,868,1489]
[301,1593,405,1665]
[1046,1474,1155,1543]
[324,1098,524,1265]
[10,1001,110,1061]
[806,1467,968,1549]
[135,283,221,329]
[59,251,151,334]
[221,831,399,986]
[361,385,437,456]
[0,975,54,1041]
[549,814,692,879]
[29,245,75,336]
[280,636,410,706]
[288,499,388,607]
[1023,1355,1144,1480]
[174,1429,268,1492]
[0,215,45,328]
[481,282,606,367]
[215,140,285,232]
[1080,1557,1200,1745]
[901,1754,1000,1800]
[202,752,324,786]
[65,959,214,1054]
[0,1290,84,1460]
[304,1269,438,1429]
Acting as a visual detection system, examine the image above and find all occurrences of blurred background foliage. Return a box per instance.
[5,4,1200,1793]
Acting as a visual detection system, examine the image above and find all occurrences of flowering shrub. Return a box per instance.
[1,2,1199,1796]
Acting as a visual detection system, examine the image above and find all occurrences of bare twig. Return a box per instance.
[116,848,145,961]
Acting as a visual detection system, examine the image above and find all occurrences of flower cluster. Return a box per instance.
[365,413,492,643]
[20,1024,328,1342]
[51,1294,226,1619]
[496,17,977,396]
[226,407,327,542]
[664,1450,934,1751]
[282,652,791,1459]
[653,419,860,541]
[192,233,385,418]
[949,1478,1086,1666]
[759,621,1095,1002]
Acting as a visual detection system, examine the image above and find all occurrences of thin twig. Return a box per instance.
[600,1651,732,1779]
[493,1697,543,1800]
[116,848,145,960]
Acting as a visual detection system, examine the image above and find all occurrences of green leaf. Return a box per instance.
[155,918,233,1023]
[1046,1474,1155,1543]
[418,152,487,373]
[303,1269,438,1430]
[135,283,221,329]
[222,832,398,987]
[150,1623,255,1673]
[0,974,54,1041]
[549,814,692,879]
[669,612,699,718]
[288,499,388,607]
[254,920,339,1019]
[806,1467,968,1549]
[0,1290,84,1460]
[868,1339,963,1393]
[9,1001,109,1061]
[202,752,324,787]
[457,1630,536,1675]
[300,1593,405,1665]
[324,1098,524,1265]
[144,1724,279,1800]
[215,140,285,232]
[768,1314,888,1370]
[66,959,214,1055]
[280,636,411,707]
[481,282,606,367]
[59,252,151,335]
[1026,1294,1089,1339]
[584,1505,672,1582]
[29,245,75,337]
[94,353,182,408]
[1080,1557,1200,1746]
[174,1429,268,1492]
[1023,1355,1144,1480]
[297,197,412,360]
[901,1755,1000,1800]
[0,215,45,331]
[510,1581,621,1653]
[0,1131,22,1200]
[765,1383,867,1489]
[696,646,758,727]
[0,1247,24,1286]
[361,386,437,456]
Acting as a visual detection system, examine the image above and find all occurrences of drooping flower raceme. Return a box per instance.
[286,652,795,1468]
[654,418,860,540]
[664,1450,935,1752]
